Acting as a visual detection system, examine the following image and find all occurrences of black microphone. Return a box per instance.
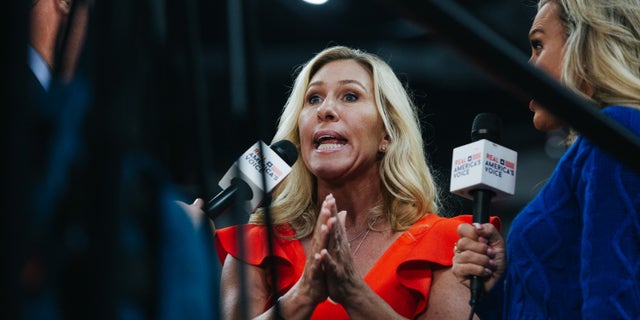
[469,113,503,225]
[206,140,298,220]
[469,114,500,306]
[450,113,518,307]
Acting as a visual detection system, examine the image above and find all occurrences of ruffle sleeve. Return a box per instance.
[365,214,501,318]
[214,224,305,295]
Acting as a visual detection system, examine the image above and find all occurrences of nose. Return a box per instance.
[317,99,339,121]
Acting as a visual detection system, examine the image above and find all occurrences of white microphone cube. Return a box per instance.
[450,139,517,201]
[219,141,293,210]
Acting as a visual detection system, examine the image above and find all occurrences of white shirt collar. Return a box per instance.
[27,45,52,91]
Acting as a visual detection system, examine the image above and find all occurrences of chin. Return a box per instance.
[532,111,563,132]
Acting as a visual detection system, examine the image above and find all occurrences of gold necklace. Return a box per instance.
[352,228,371,256]
[347,227,369,243]
[351,216,379,256]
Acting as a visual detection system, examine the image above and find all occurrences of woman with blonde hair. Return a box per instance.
[452,0,640,318]
[215,45,499,319]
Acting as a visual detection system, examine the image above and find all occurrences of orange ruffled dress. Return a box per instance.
[215,214,500,319]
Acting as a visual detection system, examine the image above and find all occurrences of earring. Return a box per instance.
[379,144,387,152]
[59,0,71,12]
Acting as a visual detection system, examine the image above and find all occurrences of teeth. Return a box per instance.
[317,143,343,151]
[318,135,334,142]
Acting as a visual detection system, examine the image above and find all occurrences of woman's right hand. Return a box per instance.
[452,223,507,293]
[175,198,208,229]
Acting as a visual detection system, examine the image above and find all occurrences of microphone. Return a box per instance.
[449,113,517,306]
[206,140,298,220]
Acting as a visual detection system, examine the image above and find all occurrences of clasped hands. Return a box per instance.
[294,193,366,308]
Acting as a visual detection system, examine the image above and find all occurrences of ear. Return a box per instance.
[580,80,595,98]
[378,133,392,153]
[58,0,72,15]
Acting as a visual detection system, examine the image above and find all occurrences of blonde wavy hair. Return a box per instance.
[539,0,640,110]
[250,46,441,238]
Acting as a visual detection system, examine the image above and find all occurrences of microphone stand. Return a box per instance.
[227,0,280,319]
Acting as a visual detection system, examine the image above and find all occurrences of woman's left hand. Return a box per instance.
[317,195,367,304]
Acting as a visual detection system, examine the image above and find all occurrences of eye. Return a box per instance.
[343,92,358,102]
[530,39,543,54]
[307,94,322,105]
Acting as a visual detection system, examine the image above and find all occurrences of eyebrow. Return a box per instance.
[529,27,544,37]
[307,79,368,92]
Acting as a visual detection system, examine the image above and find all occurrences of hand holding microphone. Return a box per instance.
[453,220,507,297]
[449,113,516,310]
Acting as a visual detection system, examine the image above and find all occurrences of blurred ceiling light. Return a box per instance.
[303,0,329,5]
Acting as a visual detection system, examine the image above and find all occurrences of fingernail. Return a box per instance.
[487,247,495,256]
[473,223,483,230]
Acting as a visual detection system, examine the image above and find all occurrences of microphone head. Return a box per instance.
[471,113,502,143]
[270,140,298,166]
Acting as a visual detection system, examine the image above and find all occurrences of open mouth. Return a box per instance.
[314,133,347,151]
